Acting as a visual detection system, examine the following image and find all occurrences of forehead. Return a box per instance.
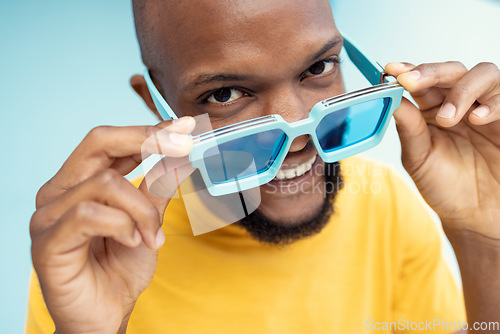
[144,0,338,87]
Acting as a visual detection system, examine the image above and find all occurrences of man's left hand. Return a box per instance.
[385,61,500,238]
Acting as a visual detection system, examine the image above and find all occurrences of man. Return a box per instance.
[26,0,500,333]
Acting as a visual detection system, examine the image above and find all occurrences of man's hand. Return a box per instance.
[30,117,195,334]
[385,61,500,236]
[386,61,500,332]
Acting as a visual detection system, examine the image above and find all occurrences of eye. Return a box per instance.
[304,59,337,78]
[206,88,244,104]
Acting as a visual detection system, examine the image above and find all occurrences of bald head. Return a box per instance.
[133,0,335,70]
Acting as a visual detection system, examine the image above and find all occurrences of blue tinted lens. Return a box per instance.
[316,97,390,152]
[203,129,287,184]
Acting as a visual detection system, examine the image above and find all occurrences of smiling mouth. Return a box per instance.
[273,154,318,181]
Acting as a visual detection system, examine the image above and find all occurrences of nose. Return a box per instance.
[289,135,310,152]
[263,85,312,152]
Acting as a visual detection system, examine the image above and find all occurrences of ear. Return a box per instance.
[130,74,163,121]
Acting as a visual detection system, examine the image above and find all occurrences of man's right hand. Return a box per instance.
[30,117,196,334]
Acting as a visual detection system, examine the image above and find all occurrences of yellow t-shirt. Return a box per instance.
[26,157,465,333]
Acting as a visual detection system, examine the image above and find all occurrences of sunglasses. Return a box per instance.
[144,36,404,196]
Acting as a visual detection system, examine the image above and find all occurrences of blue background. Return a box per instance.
[1,0,499,332]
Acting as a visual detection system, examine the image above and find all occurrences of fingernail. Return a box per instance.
[173,116,193,125]
[472,106,490,118]
[402,70,420,81]
[155,228,165,249]
[133,229,142,245]
[438,103,456,119]
[387,62,407,69]
[169,132,191,146]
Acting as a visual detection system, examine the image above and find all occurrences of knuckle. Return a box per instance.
[400,62,415,68]
[86,125,113,142]
[29,210,43,238]
[97,168,122,186]
[29,207,58,239]
[474,62,500,83]
[72,201,117,233]
[113,212,133,232]
[486,63,500,82]
[72,201,98,220]
[453,83,471,96]
[416,63,440,77]
[477,62,498,71]
[35,180,53,209]
[144,205,160,223]
[428,63,440,76]
[35,183,47,208]
[446,61,467,71]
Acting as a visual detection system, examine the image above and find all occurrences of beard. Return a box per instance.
[237,162,343,246]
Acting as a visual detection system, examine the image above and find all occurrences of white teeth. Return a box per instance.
[274,155,317,181]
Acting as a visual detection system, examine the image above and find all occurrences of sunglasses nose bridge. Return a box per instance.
[285,117,316,142]
[283,118,317,153]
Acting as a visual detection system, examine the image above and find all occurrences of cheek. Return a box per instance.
[334,69,346,94]
[319,68,346,99]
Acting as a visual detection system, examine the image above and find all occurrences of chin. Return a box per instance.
[257,181,327,225]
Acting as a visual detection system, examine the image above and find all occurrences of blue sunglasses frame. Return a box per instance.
[144,36,404,196]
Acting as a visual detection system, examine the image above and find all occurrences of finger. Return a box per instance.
[110,117,197,174]
[385,62,415,77]
[392,97,432,174]
[468,94,500,125]
[394,61,468,91]
[386,62,448,111]
[138,155,196,217]
[32,201,140,270]
[436,62,500,127]
[60,117,195,184]
[408,86,445,111]
[37,117,195,208]
[32,169,162,250]
[109,154,143,175]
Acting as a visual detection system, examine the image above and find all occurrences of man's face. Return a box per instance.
[135,0,345,232]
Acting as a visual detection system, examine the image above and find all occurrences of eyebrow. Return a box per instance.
[185,34,343,94]
[192,73,252,87]
[307,35,343,64]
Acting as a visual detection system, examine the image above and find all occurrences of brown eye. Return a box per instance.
[213,88,232,102]
[207,88,244,104]
[308,61,326,75]
[304,60,336,78]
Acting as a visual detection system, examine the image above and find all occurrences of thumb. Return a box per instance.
[393,97,433,174]
[138,156,196,221]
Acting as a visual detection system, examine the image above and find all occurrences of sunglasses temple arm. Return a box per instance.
[342,36,389,85]
[143,70,179,120]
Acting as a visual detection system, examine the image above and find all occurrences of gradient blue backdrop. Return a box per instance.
[1,0,499,332]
